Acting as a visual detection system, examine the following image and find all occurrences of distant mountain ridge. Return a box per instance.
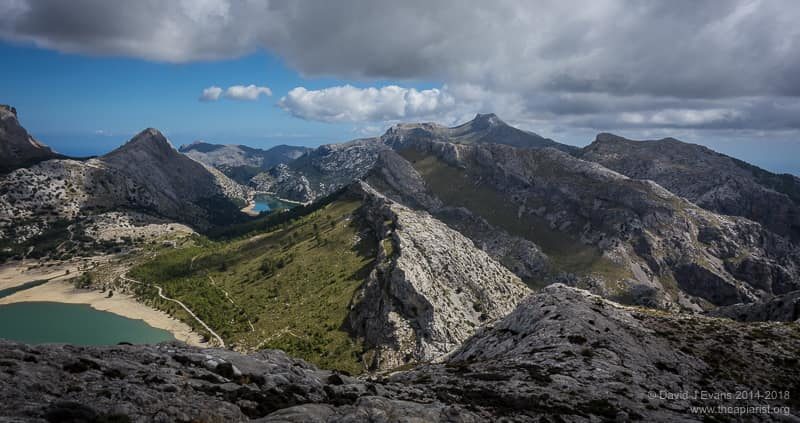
[383,113,578,153]
[580,133,800,241]
[243,112,800,311]
[179,141,310,185]
[252,114,579,202]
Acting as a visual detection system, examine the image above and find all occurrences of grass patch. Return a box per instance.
[129,197,376,374]
[399,149,628,281]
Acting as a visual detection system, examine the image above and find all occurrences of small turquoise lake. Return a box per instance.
[252,194,297,213]
[0,302,174,345]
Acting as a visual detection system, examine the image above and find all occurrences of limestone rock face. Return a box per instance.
[346,182,530,370]
[391,284,800,421]
[581,133,800,242]
[0,104,59,173]
[365,149,551,283]
[2,285,798,421]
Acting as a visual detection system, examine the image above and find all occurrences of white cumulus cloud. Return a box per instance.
[199,84,272,102]
[199,86,223,102]
[223,84,272,101]
[278,85,455,123]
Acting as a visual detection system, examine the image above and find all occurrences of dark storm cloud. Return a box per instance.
[2,0,800,134]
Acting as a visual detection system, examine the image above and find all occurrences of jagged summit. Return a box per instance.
[0,104,17,117]
[128,127,171,147]
[461,112,505,130]
[0,103,58,173]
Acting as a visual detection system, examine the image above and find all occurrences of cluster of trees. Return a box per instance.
[260,254,293,276]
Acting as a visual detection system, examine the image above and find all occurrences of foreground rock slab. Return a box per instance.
[1,284,799,422]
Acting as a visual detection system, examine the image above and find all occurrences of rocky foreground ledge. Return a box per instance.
[1,285,798,422]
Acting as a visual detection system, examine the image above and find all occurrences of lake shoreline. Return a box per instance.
[240,199,260,216]
[241,192,306,217]
[0,279,208,347]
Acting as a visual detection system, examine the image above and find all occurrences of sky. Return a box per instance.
[1,0,799,174]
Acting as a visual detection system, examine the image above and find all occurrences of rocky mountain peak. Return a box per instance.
[0,104,58,173]
[593,132,631,144]
[469,112,505,129]
[130,127,170,146]
[0,104,18,117]
[106,128,176,160]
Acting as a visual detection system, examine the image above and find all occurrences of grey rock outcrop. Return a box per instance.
[391,284,800,421]
[0,104,59,173]
[346,182,530,370]
[252,139,389,202]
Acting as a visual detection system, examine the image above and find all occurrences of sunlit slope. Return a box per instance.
[130,196,376,374]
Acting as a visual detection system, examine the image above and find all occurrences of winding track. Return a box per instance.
[120,274,226,348]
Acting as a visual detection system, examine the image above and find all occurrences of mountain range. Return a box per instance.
[179,141,310,185]
[0,106,248,260]
[2,105,799,421]
[206,112,800,310]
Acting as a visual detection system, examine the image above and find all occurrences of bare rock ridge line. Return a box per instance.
[347,181,530,370]
[1,284,798,421]
[120,274,225,348]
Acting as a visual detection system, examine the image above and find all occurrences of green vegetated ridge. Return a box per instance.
[398,148,629,286]
[129,195,377,374]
